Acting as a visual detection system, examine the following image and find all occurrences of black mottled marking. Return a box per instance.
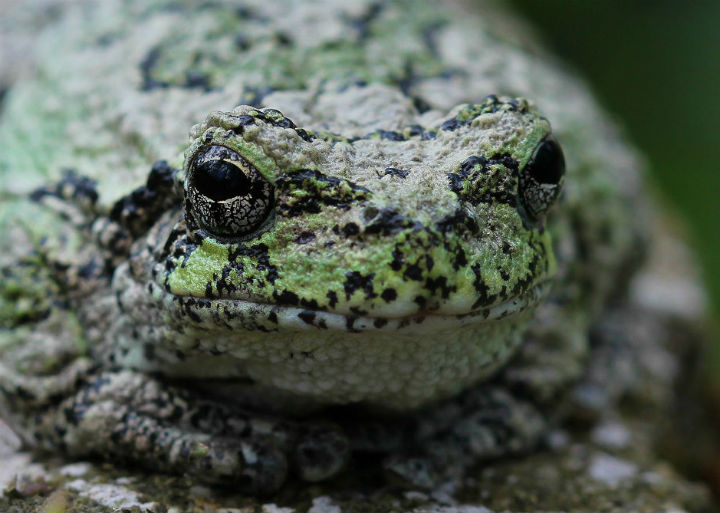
[238,87,273,108]
[373,318,388,329]
[345,315,360,332]
[0,87,7,115]
[178,298,204,323]
[234,33,251,50]
[403,264,423,281]
[440,118,461,131]
[262,108,296,128]
[390,247,404,272]
[274,290,299,306]
[382,167,409,179]
[380,288,397,302]
[347,0,385,40]
[184,71,211,91]
[139,46,163,91]
[364,208,421,236]
[300,298,320,310]
[234,5,263,20]
[447,154,519,207]
[341,223,360,237]
[159,222,193,270]
[424,254,434,271]
[203,130,216,144]
[343,271,377,300]
[326,290,339,308]
[405,125,424,137]
[30,169,99,206]
[374,130,405,141]
[228,243,278,284]
[298,311,316,325]
[412,96,432,114]
[248,109,315,142]
[425,276,456,299]
[76,259,103,281]
[422,20,448,58]
[296,231,316,244]
[440,95,524,133]
[273,32,293,47]
[233,114,257,130]
[175,242,198,269]
[470,263,495,309]
[294,128,313,141]
[452,247,468,270]
[275,169,371,218]
[435,209,479,239]
[215,259,245,297]
[397,76,420,109]
[109,161,180,237]
[139,46,212,92]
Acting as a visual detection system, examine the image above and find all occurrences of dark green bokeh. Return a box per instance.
[509,0,720,326]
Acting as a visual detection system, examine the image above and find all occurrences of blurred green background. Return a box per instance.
[509,0,720,330]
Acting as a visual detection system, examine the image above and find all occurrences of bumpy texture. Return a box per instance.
[0,0,652,497]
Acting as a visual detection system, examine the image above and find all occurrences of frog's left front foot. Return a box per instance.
[382,386,547,488]
[24,370,349,493]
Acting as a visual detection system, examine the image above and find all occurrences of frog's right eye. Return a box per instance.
[519,135,565,220]
[185,145,274,239]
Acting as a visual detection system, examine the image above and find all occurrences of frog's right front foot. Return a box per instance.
[23,370,349,494]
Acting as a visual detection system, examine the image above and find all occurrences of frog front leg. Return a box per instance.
[2,365,349,494]
[380,385,547,488]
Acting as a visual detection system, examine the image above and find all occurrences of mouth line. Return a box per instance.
[158,280,552,333]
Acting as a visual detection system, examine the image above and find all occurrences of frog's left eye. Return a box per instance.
[519,135,565,219]
[186,145,274,238]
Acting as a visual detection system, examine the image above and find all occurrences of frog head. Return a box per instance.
[161,96,563,323]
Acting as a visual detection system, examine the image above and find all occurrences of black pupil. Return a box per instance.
[194,159,251,201]
[528,137,565,184]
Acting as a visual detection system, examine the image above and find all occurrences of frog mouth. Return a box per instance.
[148,277,552,334]
[270,280,552,332]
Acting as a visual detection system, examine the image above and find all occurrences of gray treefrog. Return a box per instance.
[0,0,646,494]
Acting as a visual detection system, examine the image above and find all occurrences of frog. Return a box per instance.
[0,0,646,495]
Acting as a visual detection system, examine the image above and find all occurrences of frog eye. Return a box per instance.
[519,135,565,219]
[186,145,274,238]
